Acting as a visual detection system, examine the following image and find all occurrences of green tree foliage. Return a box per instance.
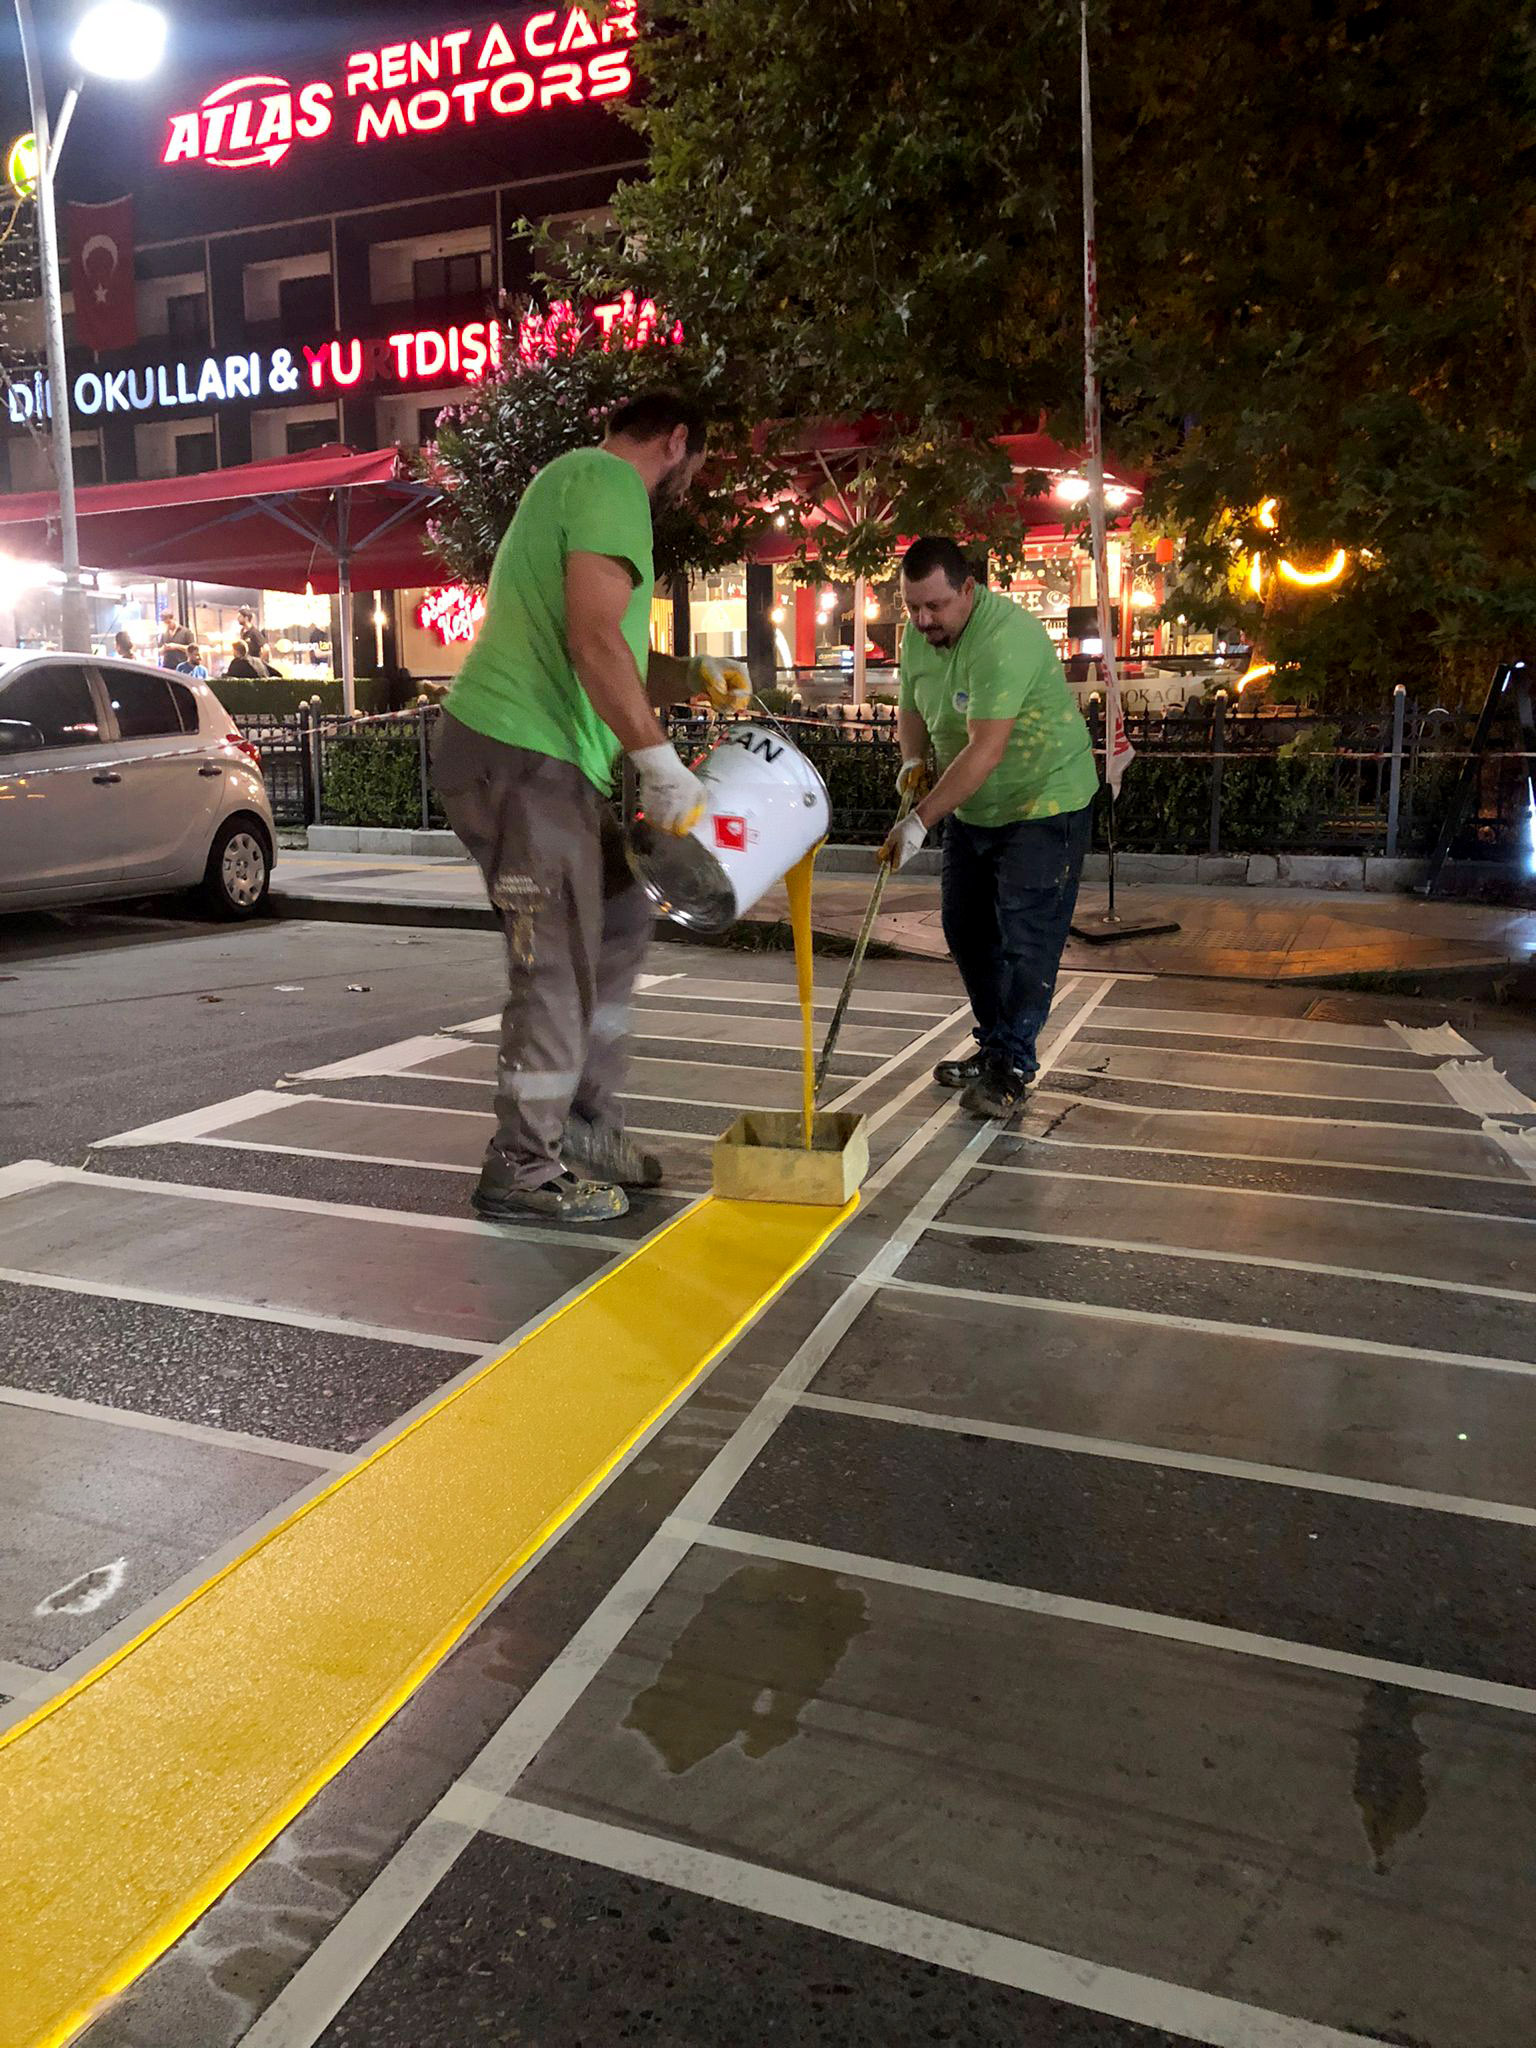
[419,306,777,588]
[1098,0,1536,703]
[562,0,1535,700]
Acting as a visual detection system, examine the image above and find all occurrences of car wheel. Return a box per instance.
[198,816,271,919]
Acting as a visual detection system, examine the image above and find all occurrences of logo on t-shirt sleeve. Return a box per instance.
[952,689,970,713]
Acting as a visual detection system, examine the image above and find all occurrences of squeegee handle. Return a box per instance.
[813,790,915,1100]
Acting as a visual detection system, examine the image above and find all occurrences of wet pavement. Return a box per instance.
[1,911,1534,2048]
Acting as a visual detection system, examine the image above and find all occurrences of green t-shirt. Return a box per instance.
[444,446,654,791]
[898,586,1099,827]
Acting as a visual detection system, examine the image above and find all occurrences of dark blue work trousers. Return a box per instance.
[939,802,1093,1076]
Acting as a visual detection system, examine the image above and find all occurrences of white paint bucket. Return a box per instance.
[628,721,831,934]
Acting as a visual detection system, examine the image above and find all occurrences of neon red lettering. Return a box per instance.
[524,10,558,56]
[560,10,598,51]
[164,113,200,164]
[379,43,408,89]
[297,83,334,138]
[539,61,584,107]
[451,78,491,123]
[387,333,414,377]
[202,101,234,153]
[409,38,441,82]
[254,94,292,148]
[586,49,631,99]
[489,71,534,115]
[407,88,451,131]
[477,22,517,69]
[330,339,364,386]
[356,99,408,143]
[441,28,472,74]
[302,344,328,390]
[345,51,378,97]
[414,329,449,379]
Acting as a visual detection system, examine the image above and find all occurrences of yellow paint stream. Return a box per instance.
[784,844,820,1148]
[0,1193,854,2048]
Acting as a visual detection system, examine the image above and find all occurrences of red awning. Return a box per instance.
[0,445,442,593]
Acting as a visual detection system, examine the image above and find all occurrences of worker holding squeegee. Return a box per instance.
[880,536,1098,1121]
[434,390,750,1226]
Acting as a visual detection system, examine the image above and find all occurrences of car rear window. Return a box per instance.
[167,679,201,734]
[107,669,185,739]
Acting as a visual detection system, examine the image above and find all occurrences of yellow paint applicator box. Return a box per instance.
[712,1110,869,1207]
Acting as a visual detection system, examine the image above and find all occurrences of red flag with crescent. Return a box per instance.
[67,197,137,353]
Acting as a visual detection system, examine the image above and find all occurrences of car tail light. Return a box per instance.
[226,731,262,767]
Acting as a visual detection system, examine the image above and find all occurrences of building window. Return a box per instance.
[286,417,335,455]
[277,271,334,332]
[417,406,444,447]
[175,431,216,476]
[411,252,487,304]
[166,291,209,342]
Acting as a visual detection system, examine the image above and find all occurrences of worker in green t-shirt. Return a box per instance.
[434,390,750,1225]
[880,535,1099,1120]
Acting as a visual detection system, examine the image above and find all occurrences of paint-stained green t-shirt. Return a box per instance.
[444,446,654,792]
[898,586,1098,827]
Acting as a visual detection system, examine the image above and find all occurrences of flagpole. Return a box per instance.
[1070,0,1178,946]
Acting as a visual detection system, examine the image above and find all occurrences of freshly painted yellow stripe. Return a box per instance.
[0,1193,852,2048]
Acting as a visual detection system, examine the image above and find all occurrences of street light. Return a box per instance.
[13,0,169,652]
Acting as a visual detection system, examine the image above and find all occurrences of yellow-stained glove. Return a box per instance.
[895,757,932,801]
[631,744,707,836]
[691,654,752,715]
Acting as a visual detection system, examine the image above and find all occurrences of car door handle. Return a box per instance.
[92,771,122,785]
[198,763,223,777]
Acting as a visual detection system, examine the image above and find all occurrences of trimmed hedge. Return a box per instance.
[323,726,440,829]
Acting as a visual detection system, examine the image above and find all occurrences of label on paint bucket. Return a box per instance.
[713,815,750,852]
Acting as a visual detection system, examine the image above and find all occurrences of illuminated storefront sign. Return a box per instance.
[417,583,486,644]
[6,319,502,425]
[515,293,683,364]
[161,5,638,170]
[5,132,38,200]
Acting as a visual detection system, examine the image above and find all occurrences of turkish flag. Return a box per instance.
[67,197,137,353]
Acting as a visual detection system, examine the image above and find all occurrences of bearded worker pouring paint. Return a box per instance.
[434,389,750,1225]
[880,536,1098,1121]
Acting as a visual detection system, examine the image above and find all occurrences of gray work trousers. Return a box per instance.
[433,713,652,1190]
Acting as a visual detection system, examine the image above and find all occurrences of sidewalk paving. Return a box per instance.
[272,849,1536,988]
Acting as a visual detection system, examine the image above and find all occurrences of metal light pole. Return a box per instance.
[12,0,168,654]
[14,0,89,650]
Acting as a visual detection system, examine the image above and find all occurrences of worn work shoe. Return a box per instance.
[472,1171,629,1225]
[959,1063,1033,1121]
[933,1050,994,1090]
[562,1116,663,1189]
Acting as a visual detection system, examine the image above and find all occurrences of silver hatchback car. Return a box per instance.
[0,652,276,918]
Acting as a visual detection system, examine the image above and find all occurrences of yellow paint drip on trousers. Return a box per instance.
[0,1193,853,2048]
[784,844,821,1147]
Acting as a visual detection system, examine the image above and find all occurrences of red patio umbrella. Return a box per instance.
[0,444,443,713]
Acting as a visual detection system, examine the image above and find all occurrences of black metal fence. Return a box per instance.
[239,689,1534,863]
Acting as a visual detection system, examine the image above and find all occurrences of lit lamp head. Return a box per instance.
[70,1,169,82]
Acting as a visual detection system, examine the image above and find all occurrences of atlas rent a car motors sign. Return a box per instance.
[160,4,638,171]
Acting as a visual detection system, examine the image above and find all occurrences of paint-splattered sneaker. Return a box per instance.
[959,1064,1032,1121]
[562,1116,663,1189]
[473,1171,629,1225]
[933,1051,994,1090]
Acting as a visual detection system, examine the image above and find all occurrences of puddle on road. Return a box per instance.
[1352,1681,1429,1874]
[624,1561,869,1774]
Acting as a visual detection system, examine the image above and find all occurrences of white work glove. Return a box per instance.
[895,757,931,800]
[630,743,707,836]
[691,655,752,715]
[879,813,928,870]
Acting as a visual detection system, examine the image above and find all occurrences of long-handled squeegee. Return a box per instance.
[811,789,915,1100]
